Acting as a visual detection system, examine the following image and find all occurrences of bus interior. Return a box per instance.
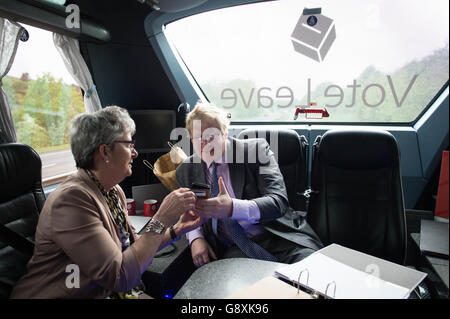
[0,0,448,300]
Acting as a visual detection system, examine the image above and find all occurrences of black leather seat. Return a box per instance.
[0,143,45,298]
[238,129,308,211]
[307,130,407,265]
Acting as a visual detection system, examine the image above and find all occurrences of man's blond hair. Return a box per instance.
[186,102,230,135]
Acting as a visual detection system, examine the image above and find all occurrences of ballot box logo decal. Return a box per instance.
[291,8,336,62]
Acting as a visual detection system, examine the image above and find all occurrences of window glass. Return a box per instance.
[3,24,84,183]
[165,0,449,123]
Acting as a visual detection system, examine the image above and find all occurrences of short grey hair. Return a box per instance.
[70,106,136,169]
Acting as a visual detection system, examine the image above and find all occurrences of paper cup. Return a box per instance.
[126,198,135,215]
[144,199,158,217]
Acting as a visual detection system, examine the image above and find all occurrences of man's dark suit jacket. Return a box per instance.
[176,137,323,253]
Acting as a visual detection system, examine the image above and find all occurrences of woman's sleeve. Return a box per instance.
[51,186,142,292]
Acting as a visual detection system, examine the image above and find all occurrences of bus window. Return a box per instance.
[3,24,84,185]
[165,0,449,123]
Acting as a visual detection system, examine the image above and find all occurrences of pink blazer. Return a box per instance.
[10,169,141,298]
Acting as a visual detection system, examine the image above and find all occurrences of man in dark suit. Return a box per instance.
[176,102,323,266]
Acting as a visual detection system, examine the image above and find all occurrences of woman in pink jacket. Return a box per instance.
[11,106,199,299]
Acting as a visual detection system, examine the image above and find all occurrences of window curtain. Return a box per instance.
[53,33,102,113]
[0,18,23,143]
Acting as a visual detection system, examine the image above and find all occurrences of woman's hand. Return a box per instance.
[173,210,205,238]
[190,237,217,267]
[154,188,196,226]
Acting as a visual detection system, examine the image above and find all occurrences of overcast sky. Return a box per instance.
[9,24,77,85]
[8,0,449,90]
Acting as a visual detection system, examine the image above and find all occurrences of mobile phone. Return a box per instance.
[191,182,211,199]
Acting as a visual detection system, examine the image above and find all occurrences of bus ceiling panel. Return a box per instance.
[146,0,209,13]
[144,0,276,36]
[0,0,111,42]
[414,87,449,180]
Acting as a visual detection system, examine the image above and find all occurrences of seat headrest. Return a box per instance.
[0,143,42,203]
[319,130,400,170]
[238,129,302,165]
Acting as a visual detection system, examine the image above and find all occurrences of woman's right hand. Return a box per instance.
[191,237,217,267]
[153,188,196,226]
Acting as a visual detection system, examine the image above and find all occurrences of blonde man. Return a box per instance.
[176,102,323,267]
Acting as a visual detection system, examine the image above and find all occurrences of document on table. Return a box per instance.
[275,244,427,299]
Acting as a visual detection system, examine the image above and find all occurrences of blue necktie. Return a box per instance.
[210,162,221,241]
[210,163,277,262]
[210,162,220,198]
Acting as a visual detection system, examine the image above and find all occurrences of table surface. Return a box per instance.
[174,258,285,299]
[411,233,449,289]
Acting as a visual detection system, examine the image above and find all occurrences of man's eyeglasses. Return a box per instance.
[115,140,136,149]
[192,133,222,144]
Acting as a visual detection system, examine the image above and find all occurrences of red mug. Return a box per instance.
[126,198,135,215]
[144,199,158,217]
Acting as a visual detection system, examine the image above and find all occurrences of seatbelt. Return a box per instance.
[299,135,322,212]
[298,135,309,210]
[0,223,35,256]
[312,135,322,167]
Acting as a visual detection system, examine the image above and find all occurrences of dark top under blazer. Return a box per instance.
[176,137,323,252]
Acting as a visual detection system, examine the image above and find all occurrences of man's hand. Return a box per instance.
[190,237,217,267]
[195,177,233,219]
